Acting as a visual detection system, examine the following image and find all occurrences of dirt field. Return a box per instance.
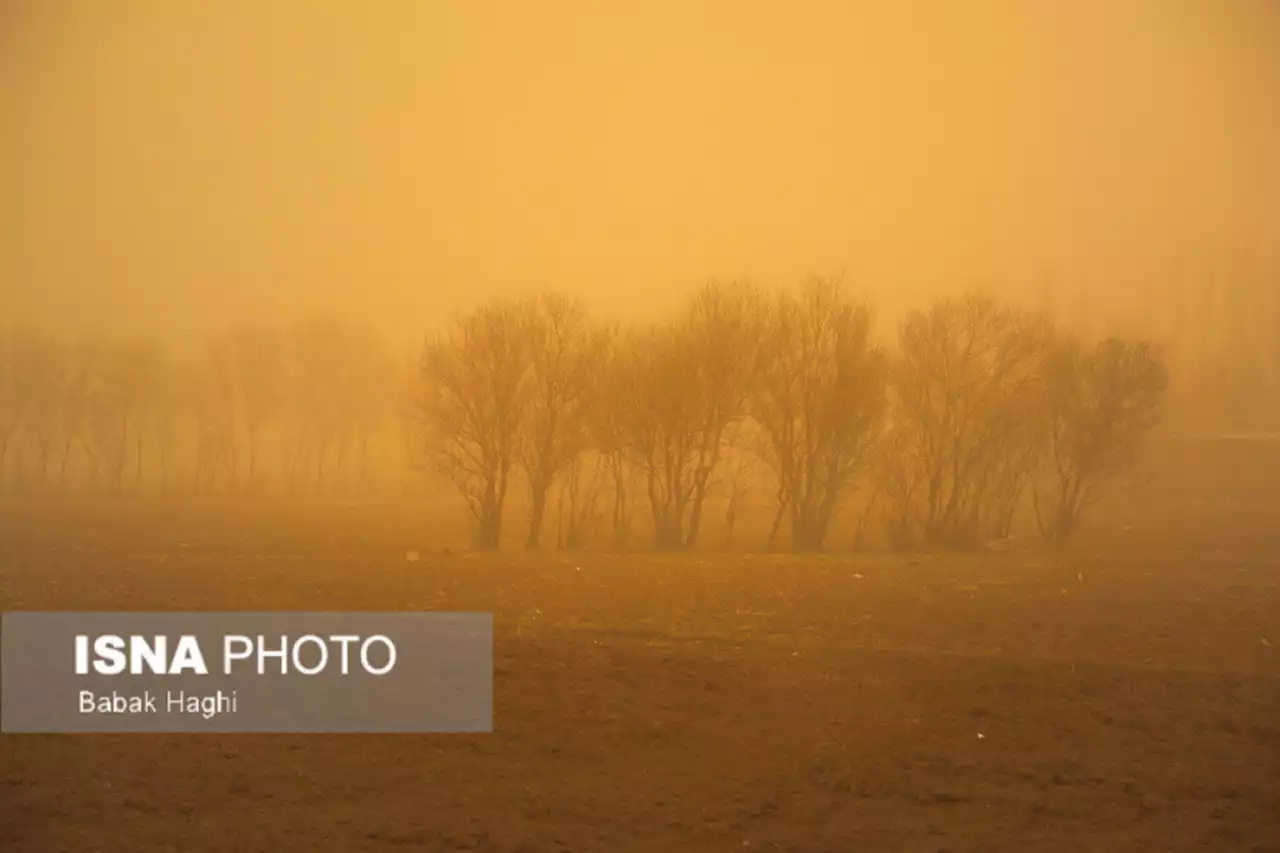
[1,499,1278,852]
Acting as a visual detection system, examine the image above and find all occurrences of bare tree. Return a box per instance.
[191,338,240,494]
[12,328,66,492]
[348,326,396,494]
[753,276,888,551]
[54,338,106,491]
[615,282,765,549]
[716,431,760,551]
[588,325,640,548]
[975,387,1041,539]
[394,350,427,498]
[151,353,188,496]
[517,292,604,548]
[1032,335,1168,545]
[286,317,385,496]
[879,294,1052,550]
[83,347,127,495]
[287,320,335,494]
[323,323,390,495]
[555,451,605,550]
[226,325,286,490]
[413,299,536,548]
[611,324,694,548]
[121,338,167,493]
[678,282,768,547]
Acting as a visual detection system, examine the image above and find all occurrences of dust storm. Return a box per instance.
[2,2,1278,851]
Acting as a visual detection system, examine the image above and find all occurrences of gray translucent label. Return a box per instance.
[1,612,492,733]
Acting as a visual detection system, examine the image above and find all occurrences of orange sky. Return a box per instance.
[3,0,1278,347]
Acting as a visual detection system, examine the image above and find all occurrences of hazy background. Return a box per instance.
[3,0,1279,349]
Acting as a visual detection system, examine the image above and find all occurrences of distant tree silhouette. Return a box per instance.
[517,292,605,548]
[150,350,186,496]
[0,278,1180,552]
[587,325,641,548]
[1031,335,1167,545]
[225,325,286,490]
[349,326,396,492]
[716,421,762,551]
[55,338,104,490]
[12,327,66,491]
[878,294,1052,550]
[752,275,887,551]
[192,337,239,494]
[555,451,605,550]
[613,281,765,549]
[413,299,536,548]
[283,317,392,496]
[123,339,166,492]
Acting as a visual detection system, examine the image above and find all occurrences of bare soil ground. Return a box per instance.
[1,499,1278,852]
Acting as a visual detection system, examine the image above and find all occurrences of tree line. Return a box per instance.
[406,278,1168,551]
[1,278,1168,551]
[0,317,397,499]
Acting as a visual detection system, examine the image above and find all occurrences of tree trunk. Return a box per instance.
[112,418,129,495]
[684,461,715,549]
[315,438,327,494]
[767,491,788,548]
[80,435,99,491]
[852,492,878,552]
[472,466,510,549]
[647,476,683,550]
[58,435,76,490]
[610,462,629,549]
[722,501,738,550]
[475,494,502,548]
[526,481,549,549]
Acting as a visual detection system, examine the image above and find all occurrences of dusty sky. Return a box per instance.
[3,0,1278,347]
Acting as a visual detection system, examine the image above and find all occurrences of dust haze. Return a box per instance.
[2,3,1280,852]
[4,2,1279,338]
